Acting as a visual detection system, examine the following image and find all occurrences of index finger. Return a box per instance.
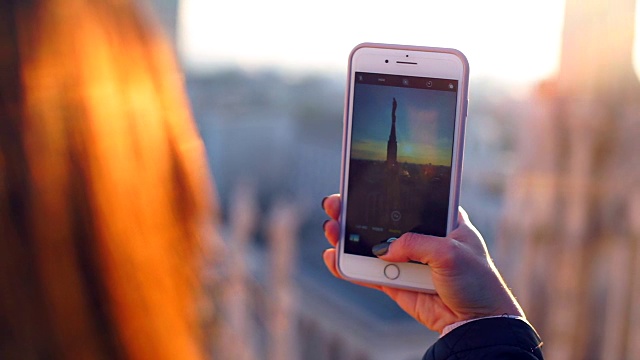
[322,194,341,220]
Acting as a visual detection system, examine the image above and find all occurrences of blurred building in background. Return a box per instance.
[499,0,640,359]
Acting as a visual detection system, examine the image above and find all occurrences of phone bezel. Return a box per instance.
[337,43,469,292]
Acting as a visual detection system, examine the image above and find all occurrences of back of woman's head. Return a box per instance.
[0,0,216,358]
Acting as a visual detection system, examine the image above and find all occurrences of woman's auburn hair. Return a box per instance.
[0,0,217,359]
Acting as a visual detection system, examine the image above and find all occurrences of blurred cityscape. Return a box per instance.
[151,0,640,359]
[183,43,523,360]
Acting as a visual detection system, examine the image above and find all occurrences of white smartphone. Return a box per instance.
[337,43,469,292]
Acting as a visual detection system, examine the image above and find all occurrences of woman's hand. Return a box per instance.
[322,194,524,334]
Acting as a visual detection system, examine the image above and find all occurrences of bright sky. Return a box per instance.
[178,0,640,86]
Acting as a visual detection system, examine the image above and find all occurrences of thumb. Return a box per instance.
[374,232,458,270]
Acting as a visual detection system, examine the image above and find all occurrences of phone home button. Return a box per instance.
[384,264,400,280]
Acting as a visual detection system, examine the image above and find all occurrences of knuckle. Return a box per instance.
[399,232,422,252]
[435,239,464,267]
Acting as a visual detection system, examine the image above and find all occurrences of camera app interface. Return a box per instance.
[345,72,458,258]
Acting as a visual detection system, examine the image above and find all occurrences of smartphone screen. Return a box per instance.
[344,72,458,258]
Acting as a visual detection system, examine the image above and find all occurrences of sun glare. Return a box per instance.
[180,0,568,85]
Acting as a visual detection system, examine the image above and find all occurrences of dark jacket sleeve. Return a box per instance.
[423,317,544,360]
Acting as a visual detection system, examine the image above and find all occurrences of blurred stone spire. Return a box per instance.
[558,0,640,102]
[499,0,640,359]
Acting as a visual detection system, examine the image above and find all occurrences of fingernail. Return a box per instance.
[321,196,328,210]
[322,219,329,232]
[372,242,390,257]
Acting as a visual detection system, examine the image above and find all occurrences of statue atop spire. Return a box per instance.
[386,98,398,167]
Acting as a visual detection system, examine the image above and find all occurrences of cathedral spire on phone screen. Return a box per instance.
[386,97,398,167]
